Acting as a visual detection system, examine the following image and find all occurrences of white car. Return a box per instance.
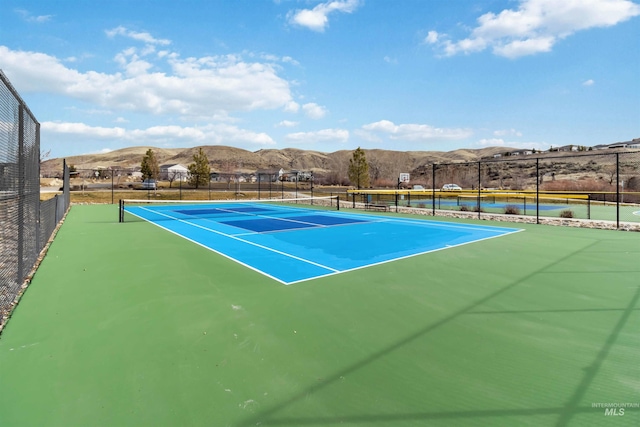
[141,179,157,190]
[442,184,462,191]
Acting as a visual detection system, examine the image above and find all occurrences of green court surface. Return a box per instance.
[0,204,638,427]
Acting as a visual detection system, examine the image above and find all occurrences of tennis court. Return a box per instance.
[355,189,640,223]
[1,203,638,426]
[122,198,521,284]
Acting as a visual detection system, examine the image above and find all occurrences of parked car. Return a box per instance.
[442,183,462,191]
[141,179,157,190]
[412,185,425,190]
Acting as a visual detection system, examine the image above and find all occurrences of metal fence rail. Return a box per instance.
[0,70,70,331]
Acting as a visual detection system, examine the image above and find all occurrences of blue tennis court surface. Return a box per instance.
[125,202,522,284]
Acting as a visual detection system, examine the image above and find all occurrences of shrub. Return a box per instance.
[504,205,520,215]
[560,209,574,218]
[459,205,470,211]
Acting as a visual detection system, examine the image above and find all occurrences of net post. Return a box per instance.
[336,195,340,211]
[119,199,123,223]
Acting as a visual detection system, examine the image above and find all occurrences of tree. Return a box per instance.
[348,147,370,189]
[188,148,211,189]
[141,149,159,181]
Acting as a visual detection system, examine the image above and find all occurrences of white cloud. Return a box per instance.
[276,120,299,127]
[288,0,361,32]
[302,102,328,119]
[259,53,301,67]
[42,121,276,147]
[430,0,640,58]
[494,128,523,137]
[105,26,171,46]
[42,122,127,138]
[0,45,296,117]
[583,79,595,86]
[284,101,300,113]
[285,128,349,144]
[425,31,439,44]
[15,9,53,23]
[361,120,473,141]
[352,128,382,143]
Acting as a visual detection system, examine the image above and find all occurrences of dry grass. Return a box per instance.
[40,190,263,204]
[41,188,339,204]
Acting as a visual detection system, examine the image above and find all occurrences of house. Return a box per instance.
[608,139,640,149]
[256,168,284,182]
[558,145,579,152]
[160,164,189,182]
[510,150,533,156]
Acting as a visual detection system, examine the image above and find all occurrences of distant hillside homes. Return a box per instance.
[491,138,640,159]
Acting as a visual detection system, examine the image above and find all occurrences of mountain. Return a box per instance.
[41,145,514,178]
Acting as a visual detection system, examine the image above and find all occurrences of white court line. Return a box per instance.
[231,220,372,237]
[127,205,524,285]
[176,203,350,229]
[299,208,523,233]
[286,227,524,285]
[135,206,340,274]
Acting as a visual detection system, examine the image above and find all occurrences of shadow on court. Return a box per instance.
[238,242,640,426]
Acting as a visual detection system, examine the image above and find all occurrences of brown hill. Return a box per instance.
[41,145,515,179]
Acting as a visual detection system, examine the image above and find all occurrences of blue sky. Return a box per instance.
[1,0,639,159]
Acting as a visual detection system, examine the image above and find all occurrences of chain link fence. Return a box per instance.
[348,150,640,230]
[0,70,70,332]
[48,168,317,202]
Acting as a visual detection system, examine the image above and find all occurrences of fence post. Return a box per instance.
[17,105,25,285]
[536,158,540,224]
[432,163,436,216]
[616,152,620,229]
[477,161,481,219]
[36,121,42,253]
[111,169,114,204]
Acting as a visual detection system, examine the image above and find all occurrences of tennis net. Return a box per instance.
[118,195,340,223]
